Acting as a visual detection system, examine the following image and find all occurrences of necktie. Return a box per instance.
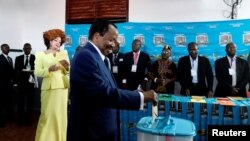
[104,57,111,70]
[113,53,117,65]
[7,56,12,65]
[104,57,117,86]
[25,55,29,68]
[230,58,234,67]
[133,52,139,65]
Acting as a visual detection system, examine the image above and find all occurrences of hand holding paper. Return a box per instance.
[143,90,158,106]
[152,102,158,124]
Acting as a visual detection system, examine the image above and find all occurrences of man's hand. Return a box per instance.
[231,87,239,95]
[207,90,213,98]
[185,89,190,96]
[143,90,158,106]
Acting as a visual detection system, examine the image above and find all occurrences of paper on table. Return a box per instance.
[217,97,235,106]
[22,69,33,72]
[227,96,245,101]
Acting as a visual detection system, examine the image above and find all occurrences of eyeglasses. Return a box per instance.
[162,51,170,54]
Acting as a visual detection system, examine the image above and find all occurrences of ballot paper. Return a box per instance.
[191,96,206,103]
[217,97,235,106]
[152,101,158,125]
[227,96,245,101]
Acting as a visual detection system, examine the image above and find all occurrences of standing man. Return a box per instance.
[215,42,249,97]
[14,43,35,125]
[123,39,151,90]
[0,43,14,127]
[247,53,250,92]
[178,42,214,97]
[107,40,125,88]
[67,20,157,141]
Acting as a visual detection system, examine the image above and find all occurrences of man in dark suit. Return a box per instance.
[178,42,214,97]
[107,40,125,89]
[14,43,35,125]
[0,44,14,127]
[215,42,249,97]
[123,39,151,90]
[67,20,157,141]
[247,53,250,92]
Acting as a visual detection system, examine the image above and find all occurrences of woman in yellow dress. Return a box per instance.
[34,29,70,141]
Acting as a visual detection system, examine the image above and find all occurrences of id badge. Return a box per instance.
[229,68,236,75]
[191,69,197,76]
[112,66,118,73]
[131,64,137,72]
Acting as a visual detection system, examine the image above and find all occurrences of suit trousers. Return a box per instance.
[0,82,14,124]
[17,82,35,124]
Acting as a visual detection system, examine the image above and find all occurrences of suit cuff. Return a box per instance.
[139,91,144,110]
[154,78,158,83]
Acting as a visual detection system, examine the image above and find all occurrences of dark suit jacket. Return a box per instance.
[215,56,249,97]
[247,54,250,91]
[178,55,214,96]
[107,52,125,88]
[67,42,141,141]
[0,54,14,85]
[14,54,35,85]
[123,51,151,90]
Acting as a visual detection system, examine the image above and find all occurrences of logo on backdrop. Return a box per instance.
[118,35,125,47]
[175,34,186,46]
[243,32,250,44]
[196,34,208,46]
[65,36,72,46]
[219,33,232,45]
[79,35,88,46]
[153,34,165,46]
[134,34,145,47]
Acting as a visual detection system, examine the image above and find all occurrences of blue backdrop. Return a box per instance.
[65,19,250,72]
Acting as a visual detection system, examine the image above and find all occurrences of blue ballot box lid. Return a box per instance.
[136,116,196,136]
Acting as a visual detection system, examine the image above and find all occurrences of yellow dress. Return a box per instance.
[34,50,69,141]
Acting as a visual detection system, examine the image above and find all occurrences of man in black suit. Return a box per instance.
[123,39,151,90]
[178,42,214,97]
[14,43,35,125]
[107,40,125,88]
[0,44,14,127]
[215,42,249,97]
[247,53,250,92]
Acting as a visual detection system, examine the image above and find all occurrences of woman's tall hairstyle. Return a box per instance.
[162,44,171,55]
[43,29,66,49]
[162,44,171,51]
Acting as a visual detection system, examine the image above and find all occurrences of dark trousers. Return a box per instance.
[190,83,208,96]
[0,83,13,125]
[17,83,34,124]
[190,83,200,96]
